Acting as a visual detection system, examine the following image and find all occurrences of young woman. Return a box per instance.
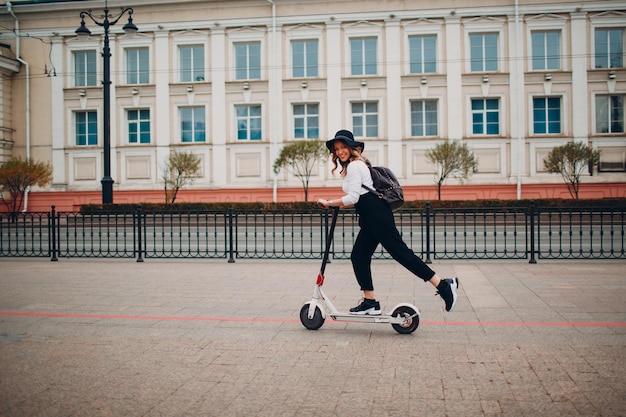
[317,130,458,315]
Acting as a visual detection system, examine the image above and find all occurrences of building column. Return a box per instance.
[108,34,119,187]
[50,36,65,186]
[267,22,283,197]
[384,17,403,175]
[154,30,170,181]
[211,27,227,187]
[571,12,588,144]
[326,20,342,138]
[508,9,526,197]
[444,16,463,141]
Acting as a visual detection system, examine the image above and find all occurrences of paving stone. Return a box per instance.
[0,258,624,416]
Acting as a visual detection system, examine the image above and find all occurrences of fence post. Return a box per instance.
[50,205,58,262]
[529,200,537,264]
[136,204,144,262]
[425,202,432,264]
[228,207,235,263]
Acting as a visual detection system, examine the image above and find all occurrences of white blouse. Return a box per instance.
[341,160,374,206]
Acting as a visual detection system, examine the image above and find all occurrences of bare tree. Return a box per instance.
[162,151,201,204]
[273,140,326,201]
[543,142,601,199]
[0,157,52,214]
[426,140,478,200]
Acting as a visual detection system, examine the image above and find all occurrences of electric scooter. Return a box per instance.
[299,206,420,334]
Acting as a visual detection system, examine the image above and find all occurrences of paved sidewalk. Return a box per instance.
[0,258,625,417]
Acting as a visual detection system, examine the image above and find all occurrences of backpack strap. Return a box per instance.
[361,160,378,195]
[362,183,377,194]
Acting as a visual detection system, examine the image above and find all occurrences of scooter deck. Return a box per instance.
[329,312,417,324]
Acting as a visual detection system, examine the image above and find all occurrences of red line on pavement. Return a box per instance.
[1,311,625,327]
[0,311,290,323]
[422,320,626,327]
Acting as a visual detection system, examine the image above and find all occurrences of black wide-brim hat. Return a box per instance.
[325,129,365,152]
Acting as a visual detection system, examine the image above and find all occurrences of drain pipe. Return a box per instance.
[6,1,32,211]
[267,0,277,202]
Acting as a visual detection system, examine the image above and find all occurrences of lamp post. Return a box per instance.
[76,1,137,204]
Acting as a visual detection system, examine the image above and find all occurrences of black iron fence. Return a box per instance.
[0,203,624,262]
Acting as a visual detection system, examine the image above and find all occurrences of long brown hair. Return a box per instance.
[330,146,368,177]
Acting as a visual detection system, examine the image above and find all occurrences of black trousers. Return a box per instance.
[351,193,435,291]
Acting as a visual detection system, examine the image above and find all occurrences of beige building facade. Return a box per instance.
[0,0,624,208]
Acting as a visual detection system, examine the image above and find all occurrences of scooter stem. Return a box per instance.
[320,206,340,276]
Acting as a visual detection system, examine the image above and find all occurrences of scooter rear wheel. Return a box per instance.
[391,305,419,334]
[300,304,325,330]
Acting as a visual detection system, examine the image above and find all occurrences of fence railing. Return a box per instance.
[1,203,624,262]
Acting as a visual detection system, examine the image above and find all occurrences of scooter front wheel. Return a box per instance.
[391,305,419,334]
[300,304,325,330]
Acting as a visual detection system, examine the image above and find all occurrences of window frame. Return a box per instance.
[525,16,568,72]
[469,32,499,73]
[594,94,625,135]
[66,39,100,89]
[73,50,97,87]
[343,24,383,78]
[469,97,501,136]
[234,41,262,80]
[74,110,99,147]
[235,104,263,141]
[350,36,378,76]
[409,99,439,137]
[408,34,437,74]
[179,106,207,143]
[172,31,209,84]
[463,19,505,74]
[531,31,561,71]
[285,26,324,79]
[291,39,319,78]
[403,20,443,76]
[125,46,150,85]
[351,101,379,138]
[590,12,626,70]
[117,35,151,86]
[126,108,152,144]
[228,28,265,81]
[292,102,320,139]
[179,44,206,83]
[594,28,625,69]
[531,96,562,135]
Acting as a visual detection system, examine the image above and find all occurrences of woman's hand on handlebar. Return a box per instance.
[317,198,333,209]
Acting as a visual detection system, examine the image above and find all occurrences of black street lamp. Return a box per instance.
[76,1,138,204]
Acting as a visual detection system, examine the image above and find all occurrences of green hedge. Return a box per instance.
[79,198,626,214]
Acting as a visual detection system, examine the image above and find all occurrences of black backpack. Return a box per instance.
[362,162,404,211]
